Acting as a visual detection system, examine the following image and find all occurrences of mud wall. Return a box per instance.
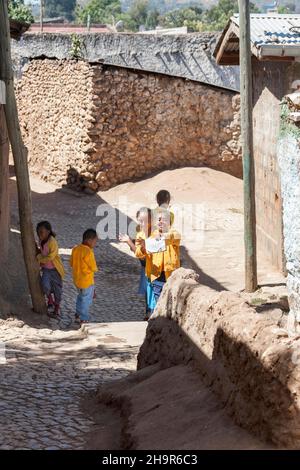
[138,268,300,448]
[16,59,242,192]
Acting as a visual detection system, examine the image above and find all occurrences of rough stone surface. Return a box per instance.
[137,268,300,449]
[16,60,241,191]
[0,318,146,450]
[278,136,300,332]
[12,32,240,91]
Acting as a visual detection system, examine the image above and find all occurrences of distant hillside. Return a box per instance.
[120,0,298,13]
[120,0,217,14]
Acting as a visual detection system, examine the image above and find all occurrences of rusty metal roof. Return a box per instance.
[233,13,300,53]
[214,13,300,64]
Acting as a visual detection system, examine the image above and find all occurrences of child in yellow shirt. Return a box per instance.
[120,207,155,320]
[70,229,98,324]
[136,208,180,310]
[36,221,65,317]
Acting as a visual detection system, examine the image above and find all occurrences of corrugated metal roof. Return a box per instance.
[232,13,300,49]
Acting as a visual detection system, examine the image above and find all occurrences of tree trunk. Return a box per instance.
[0,1,46,314]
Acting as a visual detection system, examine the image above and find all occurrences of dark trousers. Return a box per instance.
[41,268,63,305]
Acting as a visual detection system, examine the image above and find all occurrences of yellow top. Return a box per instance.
[70,244,98,289]
[36,237,65,279]
[135,229,180,282]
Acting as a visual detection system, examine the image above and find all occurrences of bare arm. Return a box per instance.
[119,234,136,253]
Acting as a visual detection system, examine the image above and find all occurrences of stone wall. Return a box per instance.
[12,32,240,91]
[16,60,94,188]
[278,136,300,334]
[138,268,300,449]
[16,59,241,192]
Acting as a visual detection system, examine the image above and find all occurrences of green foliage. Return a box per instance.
[76,0,262,33]
[8,0,34,24]
[280,102,300,140]
[44,0,77,21]
[278,5,290,13]
[128,0,148,25]
[76,0,159,32]
[159,6,203,32]
[69,33,83,59]
[145,9,159,30]
[200,0,260,32]
[75,0,122,25]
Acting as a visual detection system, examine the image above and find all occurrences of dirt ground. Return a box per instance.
[96,364,275,450]
[0,166,286,450]
[97,166,285,292]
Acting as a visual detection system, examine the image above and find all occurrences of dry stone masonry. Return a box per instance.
[16,59,241,192]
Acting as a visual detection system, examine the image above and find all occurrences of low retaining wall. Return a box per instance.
[138,268,300,448]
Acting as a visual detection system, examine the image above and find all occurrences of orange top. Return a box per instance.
[70,244,98,289]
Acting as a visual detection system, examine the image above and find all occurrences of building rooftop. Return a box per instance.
[214,13,300,65]
[27,23,113,34]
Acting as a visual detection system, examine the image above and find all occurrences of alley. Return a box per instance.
[0,167,285,450]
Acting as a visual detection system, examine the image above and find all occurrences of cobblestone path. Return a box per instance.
[0,180,147,449]
[0,319,146,449]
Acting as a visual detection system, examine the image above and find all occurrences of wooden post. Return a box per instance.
[0,104,11,315]
[0,104,9,266]
[238,0,257,292]
[0,1,46,314]
[40,0,43,33]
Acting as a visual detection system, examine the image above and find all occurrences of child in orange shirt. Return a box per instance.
[70,229,98,324]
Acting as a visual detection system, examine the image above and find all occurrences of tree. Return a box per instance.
[75,0,122,25]
[44,0,77,21]
[200,0,260,32]
[75,0,159,32]
[8,0,34,23]
[160,6,203,32]
[278,5,290,13]
[145,8,159,30]
[128,0,148,28]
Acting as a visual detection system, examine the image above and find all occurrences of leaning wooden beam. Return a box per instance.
[0,1,46,314]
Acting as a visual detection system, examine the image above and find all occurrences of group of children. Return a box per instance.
[35,189,181,324]
[36,222,98,324]
[119,190,180,320]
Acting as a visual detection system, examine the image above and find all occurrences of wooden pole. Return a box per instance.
[0,104,9,265]
[0,1,46,314]
[238,0,257,292]
[40,0,43,33]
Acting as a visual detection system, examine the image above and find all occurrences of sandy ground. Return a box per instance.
[97,167,285,292]
[97,364,275,450]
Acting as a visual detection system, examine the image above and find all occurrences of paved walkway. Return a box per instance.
[0,177,148,449]
[0,319,146,450]
[1,171,285,450]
